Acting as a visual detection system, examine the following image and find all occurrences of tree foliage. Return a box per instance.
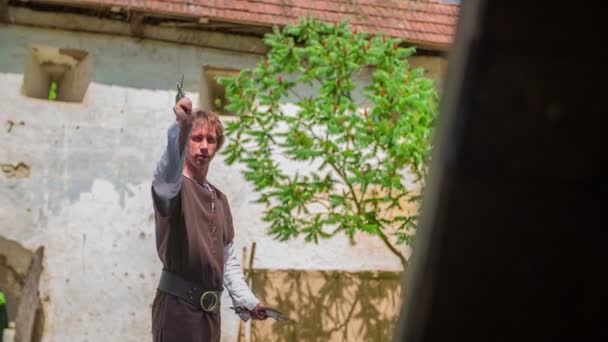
[220,18,438,267]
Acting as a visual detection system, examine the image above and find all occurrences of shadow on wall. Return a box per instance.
[251,270,402,342]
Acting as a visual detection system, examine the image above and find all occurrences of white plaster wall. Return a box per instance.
[0,25,405,342]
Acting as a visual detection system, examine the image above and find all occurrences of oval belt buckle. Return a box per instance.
[200,291,219,312]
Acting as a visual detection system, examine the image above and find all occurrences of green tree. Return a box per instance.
[220,18,438,268]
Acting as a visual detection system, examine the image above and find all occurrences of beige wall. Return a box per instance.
[409,55,449,91]
[251,269,402,342]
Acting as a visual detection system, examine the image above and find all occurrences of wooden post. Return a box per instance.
[237,242,257,342]
[245,242,256,342]
[237,246,247,342]
[14,246,44,342]
[247,242,256,283]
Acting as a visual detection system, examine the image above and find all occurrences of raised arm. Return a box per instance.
[151,97,193,216]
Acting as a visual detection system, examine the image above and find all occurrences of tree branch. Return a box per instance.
[300,116,409,268]
[377,228,407,268]
[302,122,361,209]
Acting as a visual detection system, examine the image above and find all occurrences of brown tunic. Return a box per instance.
[151,176,235,342]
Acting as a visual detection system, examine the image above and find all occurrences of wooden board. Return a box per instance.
[14,247,44,342]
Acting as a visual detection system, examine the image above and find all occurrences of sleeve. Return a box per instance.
[223,241,260,322]
[151,120,189,217]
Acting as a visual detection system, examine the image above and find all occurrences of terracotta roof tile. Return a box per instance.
[54,0,459,48]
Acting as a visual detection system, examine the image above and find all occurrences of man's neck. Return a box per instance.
[183,160,209,184]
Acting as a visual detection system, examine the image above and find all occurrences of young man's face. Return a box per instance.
[186,122,219,169]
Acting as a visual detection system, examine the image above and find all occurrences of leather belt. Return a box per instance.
[158,270,222,312]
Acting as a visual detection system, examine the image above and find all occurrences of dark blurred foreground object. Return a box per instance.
[394,1,604,341]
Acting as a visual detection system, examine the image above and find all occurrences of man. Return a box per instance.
[151,96,267,341]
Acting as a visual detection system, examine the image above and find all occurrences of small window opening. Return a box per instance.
[22,45,92,103]
[200,66,240,115]
[408,55,448,91]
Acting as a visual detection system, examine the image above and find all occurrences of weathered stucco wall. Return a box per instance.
[0,24,444,341]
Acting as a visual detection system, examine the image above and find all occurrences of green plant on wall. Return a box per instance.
[220,18,438,268]
[48,80,57,101]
